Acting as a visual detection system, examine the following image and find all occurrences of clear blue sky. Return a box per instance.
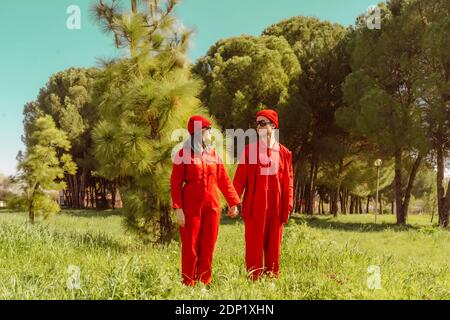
[0,0,380,176]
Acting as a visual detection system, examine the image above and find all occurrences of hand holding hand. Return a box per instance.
[227,205,239,219]
[175,208,185,227]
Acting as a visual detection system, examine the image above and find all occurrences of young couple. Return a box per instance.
[170,109,294,286]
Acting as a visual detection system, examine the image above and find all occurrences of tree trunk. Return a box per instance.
[379,195,383,215]
[395,150,423,225]
[29,197,35,224]
[88,186,94,208]
[292,152,305,214]
[131,0,137,13]
[101,180,108,210]
[331,188,339,217]
[345,190,350,214]
[66,174,73,208]
[293,178,299,213]
[72,174,80,209]
[366,196,370,213]
[62,190,68,207]
[301,183,306,214]
[306,154,318,215]
[79,168,87,209]
[28,183,39,224]
[347,191,350,213]
[394,149,404,224]
[339,189,346,214]
[159,205,173,243]
[359,197,363,214]
[439,179,450,228]
[349,195,354,214]
[91,183,96,208]
[436,143,450,227]
[303,183,309,214]
[293,162,302,213]
[111,182,117,210]
[312,156,319,214]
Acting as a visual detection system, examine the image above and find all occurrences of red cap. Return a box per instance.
[187,115,212,135]
[256,109,279,128]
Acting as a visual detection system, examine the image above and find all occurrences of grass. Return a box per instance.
[0,209,449,300]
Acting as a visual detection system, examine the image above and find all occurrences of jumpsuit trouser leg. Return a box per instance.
[180,203,220,286]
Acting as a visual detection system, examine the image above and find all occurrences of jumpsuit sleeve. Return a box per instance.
[170,151,185,209]
[233,145,248,199]
[217,158,241,207]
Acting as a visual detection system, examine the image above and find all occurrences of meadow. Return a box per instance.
[0,209,449,300]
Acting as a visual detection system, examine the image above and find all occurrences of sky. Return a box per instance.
[0,0,380,176]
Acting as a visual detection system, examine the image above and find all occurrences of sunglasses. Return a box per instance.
[256,120,272,128]
[203,126,212,131]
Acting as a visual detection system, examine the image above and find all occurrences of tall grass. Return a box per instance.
[0,210,449,299]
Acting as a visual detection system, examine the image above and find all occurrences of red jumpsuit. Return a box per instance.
[171,147,240,286]
[233,140,294,280]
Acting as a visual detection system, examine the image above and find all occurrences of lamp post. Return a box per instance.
[374,159,382,223]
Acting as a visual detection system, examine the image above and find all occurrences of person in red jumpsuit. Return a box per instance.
[232,109,294,280]
[171,115,240,286]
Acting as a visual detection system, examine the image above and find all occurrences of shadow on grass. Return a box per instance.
[60,208,123,218]
[0,209,21,214]
[43,227,129,252]
[220,214,244,226]
[291,215,422,233]
[220,213,421,232]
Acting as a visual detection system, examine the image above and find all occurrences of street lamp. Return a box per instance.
[374,159,382,223]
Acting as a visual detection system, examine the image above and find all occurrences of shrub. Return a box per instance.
[6,195,28,212]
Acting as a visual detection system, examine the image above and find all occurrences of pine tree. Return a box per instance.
[17,116,77,224]
[336,1,431,225]
[23,68,101,210]
[263,16,351,215]
[92,0,209,242]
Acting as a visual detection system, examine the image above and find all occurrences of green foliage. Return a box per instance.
[334,0,450,223]
[411,164,436,199]
[23,68,98,148]
[18,116,77,222]
[318,156,395,198]
[263,16,350,156]
[17,1,450,227]
[5,195,28,212]
[337,0,449,157]
[193,35,300,129]
[337,72,427,155]
[92,0,209,242]
[22,67,101,209]
[30,192,61,219]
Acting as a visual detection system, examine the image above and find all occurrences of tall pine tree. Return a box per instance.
[92,0,209,242]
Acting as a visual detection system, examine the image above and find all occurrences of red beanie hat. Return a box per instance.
[256,109,279,128]
[188,115,212,135]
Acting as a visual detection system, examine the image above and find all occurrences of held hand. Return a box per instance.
[175,208,185,227]
[227,205,239,219]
